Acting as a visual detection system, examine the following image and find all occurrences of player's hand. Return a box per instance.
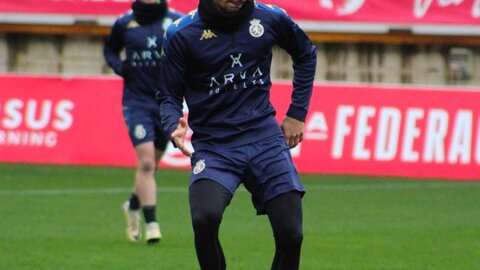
[171,117,192,157]
[281,116,304,148]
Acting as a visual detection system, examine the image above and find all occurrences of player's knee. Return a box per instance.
[191,207,222,228]
[138,158,156,173]
[276,227,303,248]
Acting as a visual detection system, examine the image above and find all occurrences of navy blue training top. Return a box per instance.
[104,9,182,106]
[158,3,317,151]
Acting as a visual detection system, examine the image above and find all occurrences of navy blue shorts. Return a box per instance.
[122,104,169,151]
[189,135,305,215]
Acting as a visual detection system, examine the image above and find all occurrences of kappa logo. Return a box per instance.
[188,9,198,19]
[193,159,206,174]
[173,18,182,27]
[127,20,140,29]
[200,29,217,40]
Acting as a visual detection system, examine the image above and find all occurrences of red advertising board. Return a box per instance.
[1,75,479,180]
[0,75,134,166]
[271,83,480,180]
[0,0,479,25]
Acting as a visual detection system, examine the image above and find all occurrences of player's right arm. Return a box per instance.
[271,6,317,148]
[103,19,125,76]
[157,20,190,156]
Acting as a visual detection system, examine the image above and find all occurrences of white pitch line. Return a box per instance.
[0,182,478,196]
[306,182,480,191]
[0,186,186,196]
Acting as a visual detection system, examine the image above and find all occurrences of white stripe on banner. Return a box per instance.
[0,182,479,196]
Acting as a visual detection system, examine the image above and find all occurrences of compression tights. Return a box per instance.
[189,180,303,270]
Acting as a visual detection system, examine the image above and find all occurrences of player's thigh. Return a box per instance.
[189,179,233,221]
[135,141,156,163]
[266,191,303,234]
[123,106,156,147]
[244,135,305,214]
[189,149,246,195]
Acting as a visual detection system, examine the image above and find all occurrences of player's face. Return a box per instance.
[139,0,160,4]
[214,0,248,13]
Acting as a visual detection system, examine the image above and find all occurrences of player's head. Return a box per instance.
[132,0,168,25]
[213,0,249,13]
[198,0,254,31]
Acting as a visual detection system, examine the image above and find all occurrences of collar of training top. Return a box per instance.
[198,0,255,32]
[132,0,168,25]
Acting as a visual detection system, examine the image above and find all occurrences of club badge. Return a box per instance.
[249,19,264,38]
[193,159,206,175]
[134,124,146,139]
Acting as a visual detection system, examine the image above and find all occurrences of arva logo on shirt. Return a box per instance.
[129,36,162,67]
[208,53,266,95]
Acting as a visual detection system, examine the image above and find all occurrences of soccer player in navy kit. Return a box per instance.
[158,0,316,268]
[103,0,182,244]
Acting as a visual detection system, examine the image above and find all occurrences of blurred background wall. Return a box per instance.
[1,33,479,85]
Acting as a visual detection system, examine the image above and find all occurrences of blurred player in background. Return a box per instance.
[157,0,316,268]
[103,0,182,244]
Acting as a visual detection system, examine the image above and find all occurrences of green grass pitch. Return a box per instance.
[0,163,479,269]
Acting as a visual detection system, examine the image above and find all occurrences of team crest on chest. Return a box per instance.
[249,19,264,38]
[193,159,206,174]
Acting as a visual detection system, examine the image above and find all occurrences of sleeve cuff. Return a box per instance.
[286,106,308,122]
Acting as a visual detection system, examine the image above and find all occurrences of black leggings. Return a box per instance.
[189,180,303,270]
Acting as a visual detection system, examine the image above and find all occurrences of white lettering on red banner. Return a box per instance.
[1,76,479,180]
[270,83,480,180]
[1,0,480,24]
[329,105,479,165]
[414,0,480,18]
[0,98,74,147]
[305,112,329,140]
[319,0,366,16]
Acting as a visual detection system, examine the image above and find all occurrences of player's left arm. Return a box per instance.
[103,19,125,76]
[156,22,191,156]
[274,8,317,148]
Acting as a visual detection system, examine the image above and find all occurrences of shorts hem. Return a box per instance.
[256,187,305,215]
[189,178,236,196]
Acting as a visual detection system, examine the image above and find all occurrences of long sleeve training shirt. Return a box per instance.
[104,9,182,106]
[159,3,317,151]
